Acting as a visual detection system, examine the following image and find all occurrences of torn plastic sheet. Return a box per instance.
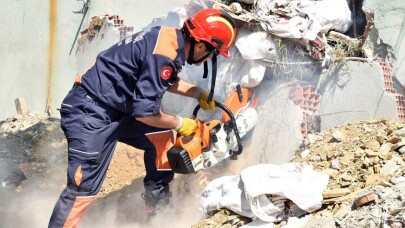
[255,0,352,40]
[199,163,329,222]
[215,0,351,41]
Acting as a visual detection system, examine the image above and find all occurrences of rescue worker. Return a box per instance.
[49,8,236,227]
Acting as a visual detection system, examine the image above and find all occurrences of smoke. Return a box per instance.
[0,117,67,228]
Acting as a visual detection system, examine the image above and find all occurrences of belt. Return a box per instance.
[71,81,95,102]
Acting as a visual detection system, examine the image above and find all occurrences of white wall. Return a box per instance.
[364,0,405,84]
[0,0,189,121]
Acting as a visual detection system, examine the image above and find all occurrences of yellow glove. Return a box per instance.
[195,88,216,110]
[174,117,197,136]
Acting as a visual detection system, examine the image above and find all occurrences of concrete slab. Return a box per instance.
[317,61,399,130]
[363,0,405,87]
[243,80,304,166]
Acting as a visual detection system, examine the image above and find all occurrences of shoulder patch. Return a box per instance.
[160,66,174,80]
[153,27,178,60]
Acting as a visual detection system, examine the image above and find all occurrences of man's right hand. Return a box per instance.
[174,117,197,136]
[194,88,216,110]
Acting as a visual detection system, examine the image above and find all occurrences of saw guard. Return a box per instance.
[222,88,258,122]
[146,130,175,170]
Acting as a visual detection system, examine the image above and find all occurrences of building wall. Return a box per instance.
[0,0,189,121]
[364,0,405,86]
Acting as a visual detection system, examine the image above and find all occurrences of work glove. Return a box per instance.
[174,117,197,137]
[194,87,216,110]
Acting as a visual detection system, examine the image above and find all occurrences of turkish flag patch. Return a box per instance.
[160,66,173,80]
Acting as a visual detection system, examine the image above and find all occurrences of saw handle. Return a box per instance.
[192,102,243,157]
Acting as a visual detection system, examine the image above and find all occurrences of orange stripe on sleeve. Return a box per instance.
[153,27,178,60]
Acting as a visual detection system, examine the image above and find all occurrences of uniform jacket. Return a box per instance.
[80,26,186,117]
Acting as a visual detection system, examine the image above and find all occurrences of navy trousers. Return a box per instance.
[49,85,174,227]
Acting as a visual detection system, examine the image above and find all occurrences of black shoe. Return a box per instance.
[141,191,172,216]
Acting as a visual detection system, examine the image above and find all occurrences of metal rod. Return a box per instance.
[69,1,90,55]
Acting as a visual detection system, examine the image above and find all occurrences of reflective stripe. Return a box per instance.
[145,129,173,136]
[69,148,99,155]
[61,103,73,108]
[76,195,96,199]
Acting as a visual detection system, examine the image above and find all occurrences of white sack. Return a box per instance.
[199,163,329,222]
[241,163,329,221]
[199,175,255,218]
[225,58,267,89]
[235,26,277,60]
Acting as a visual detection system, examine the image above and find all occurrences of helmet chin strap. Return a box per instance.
[187,39,219,103]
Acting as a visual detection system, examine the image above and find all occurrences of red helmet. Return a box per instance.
[185,8,237,58]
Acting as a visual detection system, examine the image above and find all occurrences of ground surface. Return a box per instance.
[0,114,404,227]
[0,114,225,227]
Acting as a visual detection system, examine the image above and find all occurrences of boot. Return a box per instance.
[141,190,172,216]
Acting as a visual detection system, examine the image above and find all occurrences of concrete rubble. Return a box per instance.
[193,118,405,227]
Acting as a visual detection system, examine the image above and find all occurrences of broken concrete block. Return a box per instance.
[321,168,339,178]
[330,159,340,170]
[331,131,346,142]
[363,139,381,151]
[381,158,401,175]
[393,127,405,137]
[334,204,351,222]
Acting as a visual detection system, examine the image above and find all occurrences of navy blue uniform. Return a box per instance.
[49,26,185,227]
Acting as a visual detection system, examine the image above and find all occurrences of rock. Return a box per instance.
[321,168,339,178]
[331,131,346,142]
[363,139,381,151]
[365,149,379,157]
[397,146,405,155]
[334,204,351,222]
[380,143,393,154]
[392,142,405,151]
[300,149,310,159]
[365,174,384,186]
[330,159,340,170]
[387,135,401,144]
[380,158,401,175]
[310,155,321,162]
[393,127,405,137]
[390,176,405,185]
[304,212,336,228]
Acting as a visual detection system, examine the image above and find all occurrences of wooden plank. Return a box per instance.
[323,188,351,199]
[14,97,28,115]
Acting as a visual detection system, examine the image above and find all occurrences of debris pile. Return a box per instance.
[297,118,405,227]
[296,119,405,194]
[77,14,134,46]
[0,114,146,199]
[192,209,252,228]
[0,114,65,190]
[192,118,405,227]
